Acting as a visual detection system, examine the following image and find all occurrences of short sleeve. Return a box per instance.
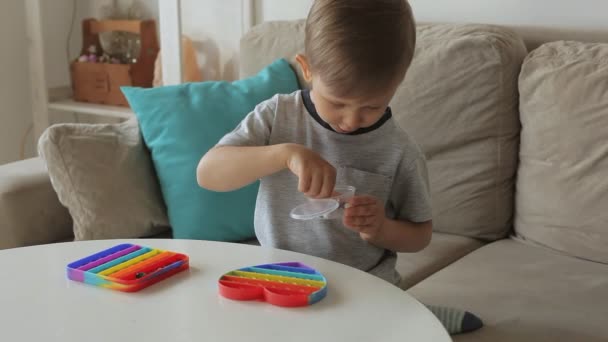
[388,155,433,223]
[216,96,277,147]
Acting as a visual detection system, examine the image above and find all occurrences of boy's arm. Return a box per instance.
[366,218,432,253]
[197,97,286,192]
[198,143,337,197]
[344,152,433,252]
[343,195,432,252]
[197,95,336,195]
[196,144,290,192]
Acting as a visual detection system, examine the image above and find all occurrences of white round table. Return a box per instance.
[0,239,450,341]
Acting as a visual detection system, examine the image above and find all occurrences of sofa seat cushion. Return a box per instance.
[408,239,608,341]
[397,232,484,289]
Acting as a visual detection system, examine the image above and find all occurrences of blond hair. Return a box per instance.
[304,0,416,96]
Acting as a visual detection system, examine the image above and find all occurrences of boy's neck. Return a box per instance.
[302,89,392,136]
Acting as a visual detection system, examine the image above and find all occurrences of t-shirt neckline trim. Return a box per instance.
[301,90,392,136]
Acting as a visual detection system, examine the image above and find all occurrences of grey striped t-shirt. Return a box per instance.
[218,90,432,285]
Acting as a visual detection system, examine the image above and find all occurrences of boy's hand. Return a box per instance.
[343,195,387,241]
[284,144,336,198]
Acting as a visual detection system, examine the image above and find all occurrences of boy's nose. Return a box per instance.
[343,115,361,130]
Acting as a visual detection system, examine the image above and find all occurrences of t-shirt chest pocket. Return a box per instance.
[337,167,392,205]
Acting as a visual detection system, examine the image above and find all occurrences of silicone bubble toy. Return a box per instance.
[67,243,189,292]
[218,262,328,307]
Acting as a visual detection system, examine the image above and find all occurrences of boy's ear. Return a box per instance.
[296,54,313,83]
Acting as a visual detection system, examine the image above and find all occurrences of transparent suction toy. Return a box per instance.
[290,185,356,220]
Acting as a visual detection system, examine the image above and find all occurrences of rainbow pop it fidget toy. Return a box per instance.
[67,243,189,292]
[218,262,328,307]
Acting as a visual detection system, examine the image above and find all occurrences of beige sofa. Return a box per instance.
[2,21,607,341]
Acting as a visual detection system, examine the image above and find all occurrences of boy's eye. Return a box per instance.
[331,102,346,108]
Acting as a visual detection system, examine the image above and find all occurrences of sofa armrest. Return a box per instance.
[0,157,72,249]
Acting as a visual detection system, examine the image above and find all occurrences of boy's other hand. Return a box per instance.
[343,195,386,240]
[284,144,336,198]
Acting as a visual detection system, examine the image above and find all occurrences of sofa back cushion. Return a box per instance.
[516,41,608,263]
[38,120,169,241]
[392,24,526,240]
[122,59,300,242]
[241,22,526,240]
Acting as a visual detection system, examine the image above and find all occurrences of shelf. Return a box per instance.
[47,99,133,119]
[27,0,183,141]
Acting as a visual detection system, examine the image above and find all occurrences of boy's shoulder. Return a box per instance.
[259,90,307,122]
[384,119,426,167]
[261,90,302,108]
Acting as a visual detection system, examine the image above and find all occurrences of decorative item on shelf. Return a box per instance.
[98,0,145,64]
[153,35,203,87]
[70,18,159,107]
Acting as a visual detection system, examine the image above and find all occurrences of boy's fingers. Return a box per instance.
[343,217,361,231]
[355,224,374,234]
[308,171,323,197]
[346,195,377,207]
[320,171,335,198]
[344,216,372,228]
[298,173,311,193]
[344,205,375,217]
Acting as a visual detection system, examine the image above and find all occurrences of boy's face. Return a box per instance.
[296,55,401,134]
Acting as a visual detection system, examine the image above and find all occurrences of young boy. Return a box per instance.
[198,0,481,335]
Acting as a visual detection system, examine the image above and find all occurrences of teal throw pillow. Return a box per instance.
[122,58,299,241]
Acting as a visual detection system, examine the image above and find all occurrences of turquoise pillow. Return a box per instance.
[122,58,299,241]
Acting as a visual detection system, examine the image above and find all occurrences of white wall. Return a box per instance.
[41,0,87,89]
[0,0,246,165]
[104,0,243,81]
[4,0,608,165]
[254,0,608,30]
[180,0,243,81]
[0,1,34,164]
[409,0,608,30]
[255,0,311,23]
[0,0,88,164]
